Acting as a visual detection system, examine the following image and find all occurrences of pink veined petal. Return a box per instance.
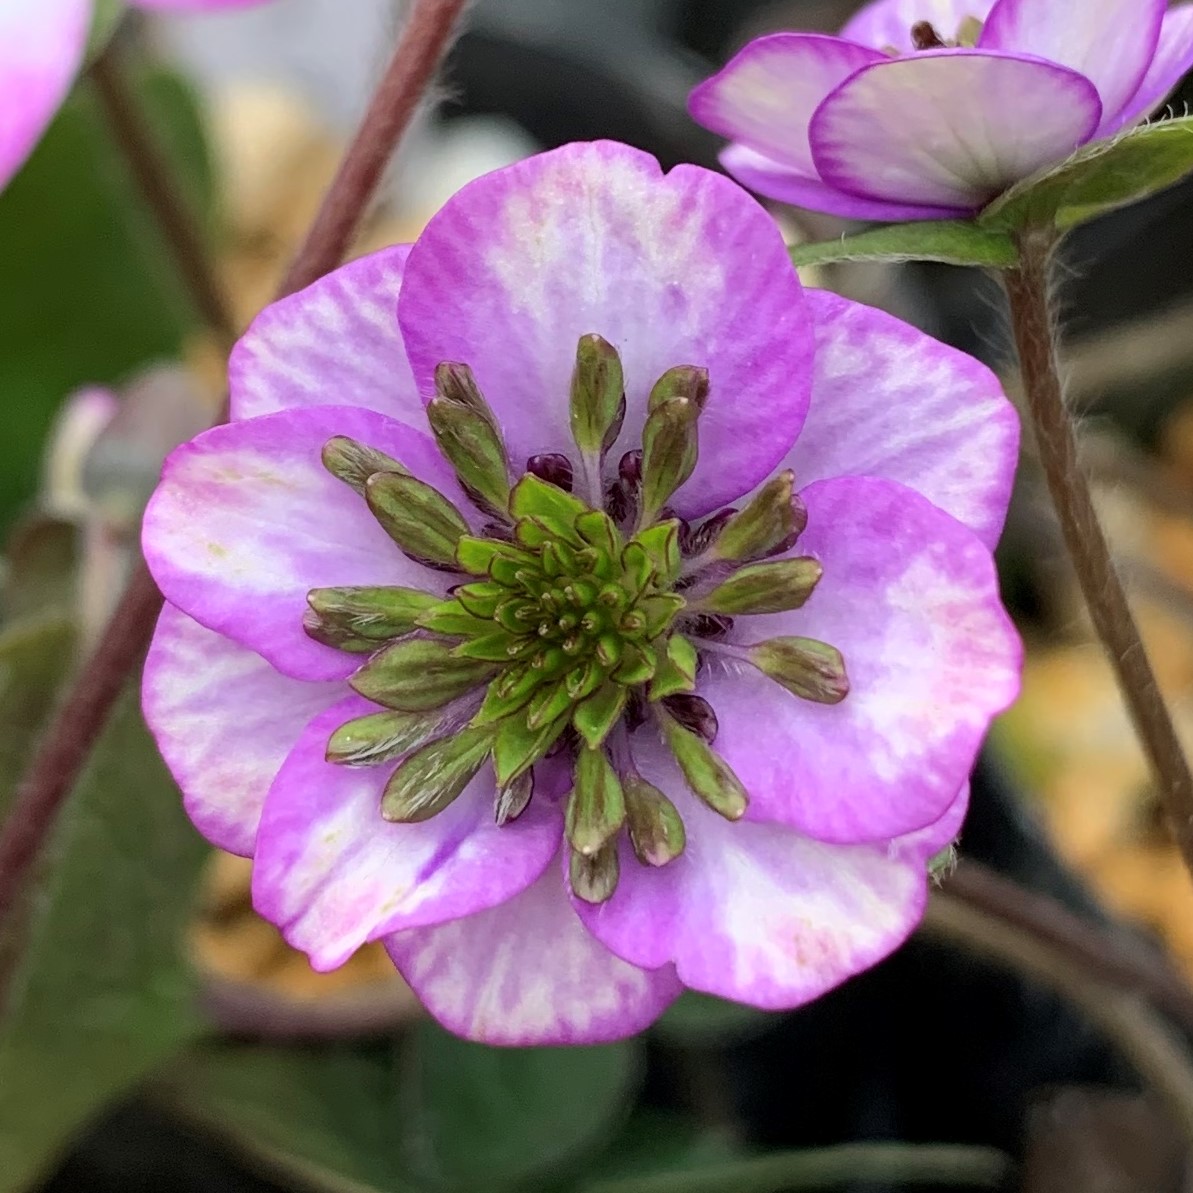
[688,34,884,175]
[252,697,562,971]
[842,0,998,52]
[386,866,683,1045]
[142,405,467,683]
[809,51,1102,210]
[719,143,970,220]
[1112,4,1193,131]
[142,604,342,856]
[0,0,90,192]
[229,246,425,424]
[903,782,970,857]
[572,746,951,1010]
[706,475,1022,843]
[398,140,812,518]
[787,288,1019,549]
[980,0,1164,133]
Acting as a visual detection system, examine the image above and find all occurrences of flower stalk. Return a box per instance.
[1004,229,1193,881]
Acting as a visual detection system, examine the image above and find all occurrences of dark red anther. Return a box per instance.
[526,453,574,492]
[910,20,946,49]
[664,693,718,744]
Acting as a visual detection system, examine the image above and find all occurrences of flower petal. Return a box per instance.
[0,0,89,191]
[398,140,812,517]
[573,753,942,1009]
[842,0,998,53]
[905,782,970,856]
[787,288,1019,548]
[809,51,1102,209]
[386,866,682,1045]
[980,0,1164,130]
[142,604,340,856]
[688,35,883,175]
[229,246,424,423]
[134,0,277,8]
[706,475,1022,842]
[1113,4,1193,131]
[142,405,464,682]
[719,144,971,220]
[253,696,562,971]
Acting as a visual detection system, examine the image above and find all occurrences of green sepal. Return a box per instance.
[613,641,657,686]
[565,747,627,856]
[426,391,511,517]
[650,634,697,701]
[365,471,470,570]
[304,585,440,652]
[453,581,506,619]
[434,361,501,431]
[516,514,580,550]
[381,725,495,822]
[495,770,535,826]
[788,220,1018,269]
[492,710,570,785]
[647,364,709,415]
[525,677,575,731]
[493,597,535,633]
[711,470,800,563]
[509,472,589,526]
[564,658,606,702]
[473,666,539,725]
[749,636,849,704]
[573,683,628,750]
[697,557,822,616]
[569,333,625,457]
[640,396,699,523]
[574,509,622,558]
[638,593,685,638]
[624,774,686,866]
[632,520,681,587]
[325,708,449,767]
[350,637,496,711]
[569,840,620,904]
[322,436,409,495]
[619,542,654,599]
[452,630,520,662]
[416,600,493,638]
[455,536,533,577]
[659,710,748,821]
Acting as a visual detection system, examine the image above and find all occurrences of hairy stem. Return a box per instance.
[0,0,471,976]
[1004,231,1193,880]
[90,42,237,349]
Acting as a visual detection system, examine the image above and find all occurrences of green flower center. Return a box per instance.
[306,335,850,902]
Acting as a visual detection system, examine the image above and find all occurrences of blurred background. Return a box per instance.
[5,1,1193,1190]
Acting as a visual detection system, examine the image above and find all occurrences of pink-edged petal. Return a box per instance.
[0,0,89,191]
[573,752,945,1010]
[810,51,1102,210]
[386,866,682,1045]
[398,140,812,517]
[229,246,424,423]
[689,35,883,175]
[842,0,998,52]
[253,697,561,971]
[905,782,970,856]
[719,144,970,220]
[981,0,1163,131]
[708,475,1022,843]
[788,288,1019,548]
[142,603,341,856]
[142,405,464,682]
[1113,5,1193,130]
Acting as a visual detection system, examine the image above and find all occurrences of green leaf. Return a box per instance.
[397,1021,640,1190]
[0,660,208,1190]
[788,220,1018,269]
[980,116,1193,232]
[0,69,212,532]
[652,991,776,1046]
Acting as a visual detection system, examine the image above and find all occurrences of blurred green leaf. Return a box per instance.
[788,221,1017,269]
[88,1,127,59]
[0,68,212,531]
[980,116,1193,232]
[569,1111,740,1186]
[0,517,79,625]
[0,675,208,1191]
[652,991,777,1047]
[398,1021,640,1191]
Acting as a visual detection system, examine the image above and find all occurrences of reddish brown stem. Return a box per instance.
[1004,231,1193,881]
[0,0,471,968]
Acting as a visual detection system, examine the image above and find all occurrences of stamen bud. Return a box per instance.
[381,725,495,822]
[696,557,822,616]
[569,334,626,458]
[624,775,686,866]
[710,470,801,563]
[910,20,946,49]
[647,365,709,415]
[350,636,496,711]
[365,471,471,571]
[304,585,441,652]
[526,453,574,492]
[748,636,849,704]
[640,396,699,524]
[428,367,511,517]
[322,436,409,495]
[659,708,748,821]
[326,707,450,767]
[569,839,620,904]
[565,746,627,856]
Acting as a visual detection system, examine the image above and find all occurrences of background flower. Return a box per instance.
[141,140,1021,1044]
[689,0,1193,219]
[0,0,274,193]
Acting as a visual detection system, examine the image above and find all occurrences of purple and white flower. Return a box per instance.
[141,140,1022,1044]
[0,0,273,193]
[689,0,1193,219]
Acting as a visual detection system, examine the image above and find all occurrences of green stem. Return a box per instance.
[1004,229,1193,882]
[581,1143,1009,1193]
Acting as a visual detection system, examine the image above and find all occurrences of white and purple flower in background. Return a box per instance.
[690,0,1193,220]
[140,140,1022,1044]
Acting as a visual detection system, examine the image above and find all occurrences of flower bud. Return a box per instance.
[350,636,496,711]
[640,397,699,523]
[697,557,822,616]
[569,334,625,458]
[569,839,620,904]
[526,453,574,492]
[365,471,471,571]
[624,774,686,866]
[381,726,495,822]
[426,392,511,517]
[574,682,628,749]
[647,365,709,415]
[325,707,450,766]
[659,709,747,821]
[710,470,801,563]
[565,746,627,856]
[649,634,698,700]
[748,636,849,704]
[304,585,441,651]
[495,769,535,825]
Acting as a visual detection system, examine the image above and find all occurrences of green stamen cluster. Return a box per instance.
[308,335,851,903]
